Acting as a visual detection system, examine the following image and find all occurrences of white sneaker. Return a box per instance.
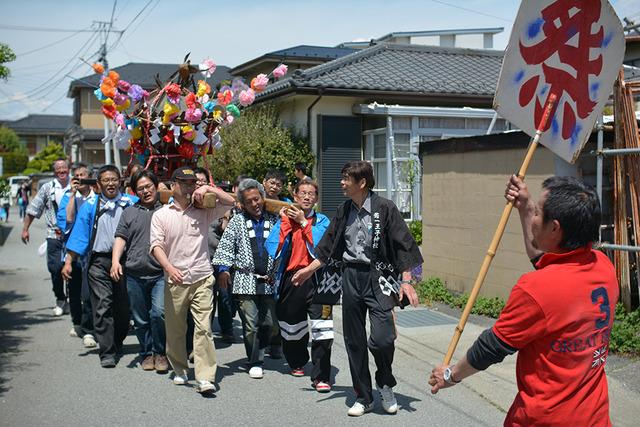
[53,300,65,316]
[195,380,215,394]
[248,366,263,379]
[347,401,373,417]
[378,385,398,414]
[82,334,97,348]
[172,373,188,385]
[69,327,78,337]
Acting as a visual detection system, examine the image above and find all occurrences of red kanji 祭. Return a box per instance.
[518,0,603,141]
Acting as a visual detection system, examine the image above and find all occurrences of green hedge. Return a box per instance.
[416,276,640,356]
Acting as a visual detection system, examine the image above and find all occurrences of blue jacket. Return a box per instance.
[265,211,330,295]
[66,193,137,257]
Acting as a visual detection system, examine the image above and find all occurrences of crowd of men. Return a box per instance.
[20,157,619,423]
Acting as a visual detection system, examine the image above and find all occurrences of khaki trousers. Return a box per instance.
[165,274,217,381]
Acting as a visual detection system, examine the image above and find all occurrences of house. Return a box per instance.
[230,45,356,79]
[1,114,72,158]
[66,62,233,166]
[251,42,511,217]
[337,27,504,50]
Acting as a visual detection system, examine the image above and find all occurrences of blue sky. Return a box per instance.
[0,0,637,120]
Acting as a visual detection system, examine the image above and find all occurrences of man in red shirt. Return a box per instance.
[429,176,618,426]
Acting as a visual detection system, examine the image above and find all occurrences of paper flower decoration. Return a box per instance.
[115,98,131,112]
[226,104,241,118]
[177,141,195,159]
[273,64,288,78]
[92,63,105,74]
[238,89,255,107]
[217,89,233,106]
[164,83,182,104]
[196,80,211,98]
[127,84,144,102]
[118,80,131,92]
[185,92,197,109]
[185,108,202,123]
[250,74,269,92]
[162,102,180,124]
[102,104,117,119]
[199,58,216,79]
[113,92,128,106]
[108,70,120,83]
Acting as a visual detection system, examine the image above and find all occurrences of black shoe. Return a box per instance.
[100,357,116,368]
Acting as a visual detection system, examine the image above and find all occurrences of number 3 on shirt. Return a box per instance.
[591,287,610,330]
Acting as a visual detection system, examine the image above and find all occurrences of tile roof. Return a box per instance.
[256,43,503,101]
[2,114,73,134]
[67,62,232,97]
[229,45,355,75]
[267,45,356,60]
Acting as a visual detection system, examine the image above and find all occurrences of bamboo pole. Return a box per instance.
[443,93,557,365]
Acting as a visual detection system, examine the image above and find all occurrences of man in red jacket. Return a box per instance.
[429,176,619,427]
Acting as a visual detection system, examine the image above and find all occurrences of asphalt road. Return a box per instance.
[0,210,509,426]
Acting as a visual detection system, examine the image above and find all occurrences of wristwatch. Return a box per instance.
[443,366,460,385]
[300,219,308,228]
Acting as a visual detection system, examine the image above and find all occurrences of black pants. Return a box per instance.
[342,265,397,405]
[276,270,333,382]
[46,238,66,301]
[68,260,94,334]
[87,255,130,361]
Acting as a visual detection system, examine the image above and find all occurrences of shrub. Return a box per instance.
[610,303,640,356]
[416,276,453,305]
[409,220,422,246]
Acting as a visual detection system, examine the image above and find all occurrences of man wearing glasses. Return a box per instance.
[62,165,138,368]
[110,170,169,373]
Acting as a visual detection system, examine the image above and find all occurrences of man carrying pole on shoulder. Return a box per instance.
[150,167,235,395]
[110,169,169,373]
[265,178,333,392]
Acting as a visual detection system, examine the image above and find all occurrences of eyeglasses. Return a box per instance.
[136,183,155,192]
[296,191,316,197]
[100,178,120,185]
[265,180,283,188]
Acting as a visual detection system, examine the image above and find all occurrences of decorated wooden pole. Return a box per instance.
[442,0,625,365]
[157,189,298,213]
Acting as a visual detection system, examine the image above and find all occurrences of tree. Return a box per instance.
[0,126,28,176]
[0,43,16,81]
[23,142,66,174]
[206,104,315,184]
[0,126,25,153]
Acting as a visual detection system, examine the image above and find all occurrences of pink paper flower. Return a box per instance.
[115,113,125,127]
[238,89,255,107]
[273,64,288,79]
[225,115,234,125]
[117,80,131,92]
[199,58,216,79]
[251,74,269,92]
[185,108,203,123]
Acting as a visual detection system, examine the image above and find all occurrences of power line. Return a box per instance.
[428,0,512,23]
[0,24,96,33]
[15,26,92,57]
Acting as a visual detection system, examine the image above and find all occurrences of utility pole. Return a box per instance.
[95,15,122,170]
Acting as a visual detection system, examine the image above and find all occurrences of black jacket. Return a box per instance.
[315,192,423,309]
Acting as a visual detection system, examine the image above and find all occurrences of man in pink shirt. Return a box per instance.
[150,167,234,395]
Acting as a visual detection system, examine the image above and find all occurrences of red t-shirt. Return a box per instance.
[493,247,618,427]
[278,215,314,271]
